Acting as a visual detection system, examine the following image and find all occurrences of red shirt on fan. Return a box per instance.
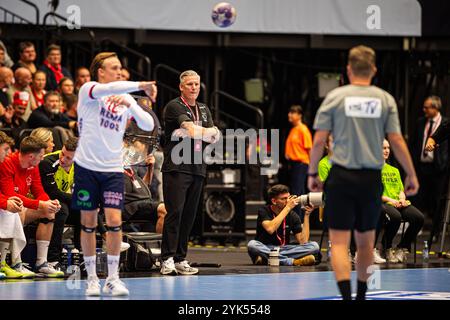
[0,152,50,210]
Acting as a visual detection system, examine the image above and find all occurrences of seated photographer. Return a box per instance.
[247,184,320,266]
[122,126,166,233]
[378,139,424,263]
[124,154,166,233]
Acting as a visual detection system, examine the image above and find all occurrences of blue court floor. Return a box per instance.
[0,267,449,300]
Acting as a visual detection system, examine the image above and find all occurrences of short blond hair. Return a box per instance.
[179,70,200,84]
[90,52,118,81]
[348,45,376,77]
[30,127,53,144]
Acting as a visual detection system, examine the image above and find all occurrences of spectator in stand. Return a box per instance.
[0,136,64,277]
[74,67,90,94]
[57,77,75,112]
[64,94,78,122]
[0,67,14,109]
[0,41,13,68]
[30,128,55,154]
[121,67,131,81]
[39,44,72,91]
[7,67,37,121]
[0,92,28,140]
[27,91,76,131]
[12,42,37,74]
[31,71,47,108]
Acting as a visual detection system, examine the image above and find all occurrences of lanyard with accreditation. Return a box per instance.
[179,96,202,152]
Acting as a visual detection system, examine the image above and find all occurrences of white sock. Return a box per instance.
[0,241,9,264]
[10,240,22,266]
[107,255,120,278]
[83,255,97,278]
[36,240,50,266]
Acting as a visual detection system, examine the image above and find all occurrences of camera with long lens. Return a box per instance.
[296,192,324,208]
[122,100,161,166]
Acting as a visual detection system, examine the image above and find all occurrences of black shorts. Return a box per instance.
[72,162,125,211]
[324,165,382,232]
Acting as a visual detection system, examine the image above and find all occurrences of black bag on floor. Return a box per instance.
[122,232,162,272]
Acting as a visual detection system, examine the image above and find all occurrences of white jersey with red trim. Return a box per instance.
[74,81,154,172]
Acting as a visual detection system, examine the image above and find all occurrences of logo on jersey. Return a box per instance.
[77,189,90,201]
[345,97,382,118]
[104,191,123,207]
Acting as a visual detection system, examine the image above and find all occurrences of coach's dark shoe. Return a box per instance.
[293,255,315,266]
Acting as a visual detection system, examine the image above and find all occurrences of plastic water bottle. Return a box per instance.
[71,248,80,266]
[423,241,429,263]
[268,247,280,266]
[96,249,107,275]
[327,240,332,261]
[61,247,68,270]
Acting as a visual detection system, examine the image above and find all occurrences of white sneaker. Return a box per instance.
[395,248,408,263]
[34,261,64,278]
[386,248,399,263]
[102,241,131,253]
[160,257,178,275]
[373,248,386,264]
[102,276,129,296]
[12,262,36,278]
[86,275,101,296]
[0,271,5,280]
[174,260,199,275]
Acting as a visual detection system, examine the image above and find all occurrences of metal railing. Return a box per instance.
[101,38,151,80]
[20,0,39,24]
[153,63,208,116]
[0,6,34,24]
[210,90,264,129]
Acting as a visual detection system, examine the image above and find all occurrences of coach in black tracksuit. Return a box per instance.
[160,70,220,276]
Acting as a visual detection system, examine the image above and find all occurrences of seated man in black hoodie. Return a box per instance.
[27,91,76,131]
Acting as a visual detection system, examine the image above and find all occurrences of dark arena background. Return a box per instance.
[0,0,450,311]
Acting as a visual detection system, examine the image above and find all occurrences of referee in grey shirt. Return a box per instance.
[307,45,419,300]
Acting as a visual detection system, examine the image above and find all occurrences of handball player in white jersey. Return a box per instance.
[72,52,156,296]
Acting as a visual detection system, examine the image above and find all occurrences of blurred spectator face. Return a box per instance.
[99,57,122,83]
[76,68,91,86]
[288,111,301,124]
[59,146,75,170]
[383,139,390,160]
[47,49,62,66]
[0,143,11,162]
[0,48,5,66]
[20,45,36,63]
[423,98,439,119]
[60,78,74,95]
[15,68,32,88]
[45,136,55,154]
[44,94,61,114]
[32,71,46,91]
[121,68,130,81]
[0,67,14,87]
[13,91,29,116]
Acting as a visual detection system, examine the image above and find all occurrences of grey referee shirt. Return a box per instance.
[313,84,401,170]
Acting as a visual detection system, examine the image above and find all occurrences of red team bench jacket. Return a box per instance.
[0,152,50,210]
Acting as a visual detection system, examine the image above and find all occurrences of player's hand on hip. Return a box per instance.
[139,81,157,103]
[404,175,419,197]
[308,176,323,192]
